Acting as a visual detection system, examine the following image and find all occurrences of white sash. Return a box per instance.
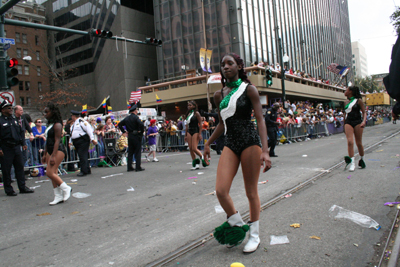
[345,98,357,114]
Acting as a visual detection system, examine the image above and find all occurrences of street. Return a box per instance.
[1,122,400,267]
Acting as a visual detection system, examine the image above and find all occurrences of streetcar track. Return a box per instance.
[146,129,400,267]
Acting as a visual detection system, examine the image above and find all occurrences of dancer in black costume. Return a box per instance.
[204,53,271,254]
[343,86,366,171]
[42,103,72,205]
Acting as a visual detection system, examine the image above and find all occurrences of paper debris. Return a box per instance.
[347,175,351,179]
[101,173,123,179]
[215,205,224,213]
[198,172,204,175]
[71,179,78,182]
[310,236,321,240]
[37,212,52,216]
[258,181,267,184]
[284,194,292,198]
[187,176,197,179]
[192,182,196,185]
[302,155,308,157]
[205,191,216,196]
[71,211,80,215]
[72,192,92,198]
[290,223,300,228]
[29,185,41,189]
[270,235,290,245]
[127,186,135,192]
[353,243,358,247]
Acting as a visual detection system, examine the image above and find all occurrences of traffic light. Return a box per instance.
[6,57,19,87]
[265,69,273,87]
[145,37,162,46]
[90,29,113,39]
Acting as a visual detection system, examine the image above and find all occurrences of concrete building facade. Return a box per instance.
[351,41,368,78]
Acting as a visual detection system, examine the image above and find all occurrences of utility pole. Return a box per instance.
[0,0,7,91]
[272,0,286,105]
[202,0,212,112]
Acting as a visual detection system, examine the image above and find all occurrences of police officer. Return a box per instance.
[118,104,145,172]
[69,110,97,176]
[0,100,34,196]
[265,102,281,157]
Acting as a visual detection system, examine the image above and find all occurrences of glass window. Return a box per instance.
[35,36,39,46]
[16,48,21,58]
[16,33,20,42]
[171,16,182,39]
[19,81,23,90]
[26,97,31,106]
[182,12,192,36]
[20,97,24,106]
[163,41,172,58]
[38,82,42,91]
[22,34,27,44]
[24,65,29,75]
[37,67,41,76]
[161,19,171,41]
[217,0,229,26]
[181,0,191,12]
[17,66,22,75]
[36,51,40,60]
[183,37,194,54]
[23,49,28,57]
[193,8,203,33]
[218,26,230,46]
[25,81,30,91]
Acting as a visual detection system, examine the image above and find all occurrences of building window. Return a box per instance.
[22,34,27,44]
[37,67,41,76]
[16,33,20,42]
[24,65,29,75]
[35,35,39,46]
[16,48,21,58]
[17,65,22,74]
[25,81,30,90]
[36,51,40,60]
[23,49,28,57]
[20,97,24,106]
[26,97,31,106]
[19,81,23,90]
[38,82,42,91]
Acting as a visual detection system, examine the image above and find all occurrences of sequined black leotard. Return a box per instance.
[45,123,66,155]
[345,100,362,128]
[187,111,200,136]
[221,84,261,156]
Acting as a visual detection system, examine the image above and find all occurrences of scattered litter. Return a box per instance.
[375,149,384,152]
[321,169,331,173]
[353,243,358,247]
[397,154,400,157]
[258,181,267,184]
[67,182,77,185]
[70,179,78,182]
[347,175,351,179]
[197,172,204,175]
[29,185,41,189]
[368,159,381,161]
[127,187,135,192]
[284,194,292,198]
[205,191,216,196]
[325,254,330,257]
[108,262,114,265]
[302,155,308,157]
[36,212,51,216]
[310,236,321,240]
[215,205,224,213]
[270,235,290,245]
[264,247,268,252]
[381,165,385,167]
[101,173,123,179]
[35,180,49,183]
[187,176,197,179]
[384,202,400,206]
[290,223,300,228]
[72,192,92,199]
[180,171,182,173]
[384,250,392,260]
[230,263,245,267]
[393,167,400,170]
[187,162,192,165]
[329,205,381,230]
[71,211,80,215]
[192,182,196,185]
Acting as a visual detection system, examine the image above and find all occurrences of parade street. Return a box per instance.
[1,122,400,267]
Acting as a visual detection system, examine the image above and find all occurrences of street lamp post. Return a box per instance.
[279,37,289,106]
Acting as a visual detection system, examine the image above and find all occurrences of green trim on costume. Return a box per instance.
[219,79,242,111]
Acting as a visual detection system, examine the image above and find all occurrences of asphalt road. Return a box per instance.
[0,122,399,267]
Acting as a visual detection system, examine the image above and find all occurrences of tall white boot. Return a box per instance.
[243,221,260,253]
[49,187,64,205]
[59,182,72,201]
[349,157,355,172]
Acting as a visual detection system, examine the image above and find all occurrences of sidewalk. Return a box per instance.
[167,133,400,266]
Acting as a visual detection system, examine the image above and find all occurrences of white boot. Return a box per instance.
[59,182,72,201]
[191,159,200,170]
[226,212,246,248]
[349,157,355,172]
[243,221,260,253]
[49,187,64,205]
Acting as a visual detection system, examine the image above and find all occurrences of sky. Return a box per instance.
[348,0,400,75]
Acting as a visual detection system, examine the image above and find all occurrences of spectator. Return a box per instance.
[104,116,117,138]
[32,118,46,165]
[145,119,159,162]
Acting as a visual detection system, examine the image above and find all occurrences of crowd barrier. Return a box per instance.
[0,118,391,177]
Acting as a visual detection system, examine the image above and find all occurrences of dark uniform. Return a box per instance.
[0,100,34,196]
[203,111,224,154]
[70,111,94,176]
[118,105,145,172]
[265,107,278,157]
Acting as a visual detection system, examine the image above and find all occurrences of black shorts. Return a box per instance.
[345,119,362,128]
[46,143,66,156]
[188,126,200,136]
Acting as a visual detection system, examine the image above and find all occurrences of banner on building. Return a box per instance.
[206,49,212,73]
[200,48,207,72]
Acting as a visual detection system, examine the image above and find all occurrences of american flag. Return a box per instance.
[129,91,141,103]
[327,63,345,75]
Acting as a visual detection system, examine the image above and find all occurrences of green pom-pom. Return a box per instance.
[195,158,200,164]
[344,156,351,164]
[359,159,366,169]
[201,158,208,167]
[213,222,231,244]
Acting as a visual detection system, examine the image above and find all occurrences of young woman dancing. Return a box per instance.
[42,103,72,205]
[184,100,208,170]
[344,86,366,171]
[204,53,271,254]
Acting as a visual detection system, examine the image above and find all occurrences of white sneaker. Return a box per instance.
[152,158,159,162]
[349,157,355,172]
[145,155,150,162]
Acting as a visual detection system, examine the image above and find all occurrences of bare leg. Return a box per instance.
[353,124,364,157]
[344,124,355,157]
[241,145,262,222]
[215,147,240,218]
[152,151,156,159]
[187,133,203,160]
[46,151,65,188]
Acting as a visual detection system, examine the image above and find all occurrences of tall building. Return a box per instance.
[153,0,352,81]
[351,41,368,78]
[38,0,157,109]
[3,0,50,108]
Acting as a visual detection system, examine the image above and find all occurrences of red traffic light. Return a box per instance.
[8,58,18,67]
[91,29,112,38]
[95,29,101,36]
[145,37,162,46]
